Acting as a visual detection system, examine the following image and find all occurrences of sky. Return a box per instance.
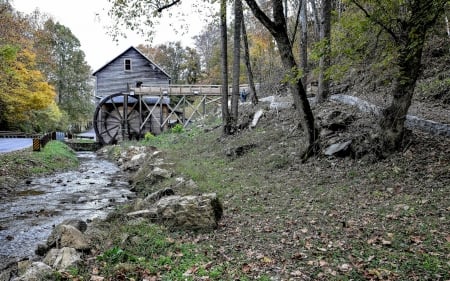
[12,0,207,71]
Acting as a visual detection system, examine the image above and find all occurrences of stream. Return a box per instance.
[0,152,133,268]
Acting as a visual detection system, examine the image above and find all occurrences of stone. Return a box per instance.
[324,140,352,157]
[250,109,264,128]
[43,247,81,270]
[123,153,147,171]
[320,110,356,131]
[61,219,88,233]
[17,260,32,276]
[173,177,198,190]
[126,208,158,220]
[47,224,90,251]
[155,193,223,230]
[146,167,172,183]
[145,188,175,203]
[12,262,52,281]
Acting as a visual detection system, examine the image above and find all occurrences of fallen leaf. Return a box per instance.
[338,263,352,272]
[290,270,303,277]
[410,235,423,244]
[291,252,307,260]
[242,263,252,273]
[183,266,198,276]
[381,239,392,246]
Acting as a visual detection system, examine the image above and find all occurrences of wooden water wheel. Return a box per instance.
[93,93,145,145]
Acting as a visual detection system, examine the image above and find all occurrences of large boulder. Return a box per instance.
[46,224,90,251]
[156,193,223,230]
[43,247,81,271]
[11,262,52,281]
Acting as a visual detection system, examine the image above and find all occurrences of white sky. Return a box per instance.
[12,0,207,71]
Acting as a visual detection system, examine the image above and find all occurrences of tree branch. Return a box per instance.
[156,0,181,13]
[350,0,399,43]
[244,0,278,35]
[290,0,302,45]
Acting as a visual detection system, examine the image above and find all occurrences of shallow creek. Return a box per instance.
[0,152,132,267]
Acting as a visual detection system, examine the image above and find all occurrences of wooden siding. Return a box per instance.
[94,48,170,98]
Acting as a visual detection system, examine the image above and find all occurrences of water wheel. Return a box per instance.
[93,93,143,145]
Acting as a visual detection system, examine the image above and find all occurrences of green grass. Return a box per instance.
[83,221,228,280]
[0,140,79,180]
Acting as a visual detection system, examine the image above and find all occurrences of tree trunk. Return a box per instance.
[241,7,258,104]
[220,0,231,135]
[244,0,319,159]
[379,32,425,151]
[316,0,331,103]
[309,0,320,40]
[299,0,308,85]
[231,0,242,127]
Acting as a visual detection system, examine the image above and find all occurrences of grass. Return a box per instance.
[0,140,79,181]
[17,105,449,280]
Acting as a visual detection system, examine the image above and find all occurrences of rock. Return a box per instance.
[320,110,356,131]
[61,219,88,233]
[146,167,172,182]
[324,140,353,157]
[173,177,198,190]
[155,193,223,230]
[43,247,81,270]
[145,188,175,203]
[35,244,48,256]
[46,224,90,251]
[12,262,52,281]
[250,109,264,128]
[122,153,147,171]
[126,208,158,220]
[17,260,32,276]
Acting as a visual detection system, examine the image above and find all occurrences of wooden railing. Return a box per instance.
[127,84,251,129]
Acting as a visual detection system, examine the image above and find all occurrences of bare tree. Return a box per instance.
[241,14,258,104]
[231,0,243,130]
[220,0,232,135]
[309,0,320,39]
[315,0,331,103]
[299,0,308,85]
[244,0,319,159]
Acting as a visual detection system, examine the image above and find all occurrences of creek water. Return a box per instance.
[0,152,132,268]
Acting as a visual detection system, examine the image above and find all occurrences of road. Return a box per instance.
[0,138,33,153]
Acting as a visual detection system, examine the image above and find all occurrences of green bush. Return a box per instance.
[171,123,184,134]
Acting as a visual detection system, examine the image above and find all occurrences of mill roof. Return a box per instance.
[92,46,171,79]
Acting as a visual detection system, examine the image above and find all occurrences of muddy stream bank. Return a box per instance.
[0,152,133,269]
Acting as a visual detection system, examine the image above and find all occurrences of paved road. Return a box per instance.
[0,138,33,153]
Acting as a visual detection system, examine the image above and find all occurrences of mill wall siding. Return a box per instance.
[94,48,170,98]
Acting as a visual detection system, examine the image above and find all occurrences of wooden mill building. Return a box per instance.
[92,46,171,98]
[92,46,172,143]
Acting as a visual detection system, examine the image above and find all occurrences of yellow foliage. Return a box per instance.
[0,47,56,130]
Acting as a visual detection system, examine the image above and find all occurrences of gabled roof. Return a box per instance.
[92,46,171,78]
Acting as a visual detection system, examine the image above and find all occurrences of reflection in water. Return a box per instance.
[0,152,132,267]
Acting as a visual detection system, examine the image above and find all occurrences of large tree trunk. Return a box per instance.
[379,32,425,151]
[220,0,232,135]
[316,0,331,103]
[241,7,258,104]
[244,0,319,158]
[231,0,242,127]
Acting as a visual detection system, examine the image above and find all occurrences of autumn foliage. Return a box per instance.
[0,2,92,133]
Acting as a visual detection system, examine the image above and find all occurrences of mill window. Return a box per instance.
[124,59,132,71]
